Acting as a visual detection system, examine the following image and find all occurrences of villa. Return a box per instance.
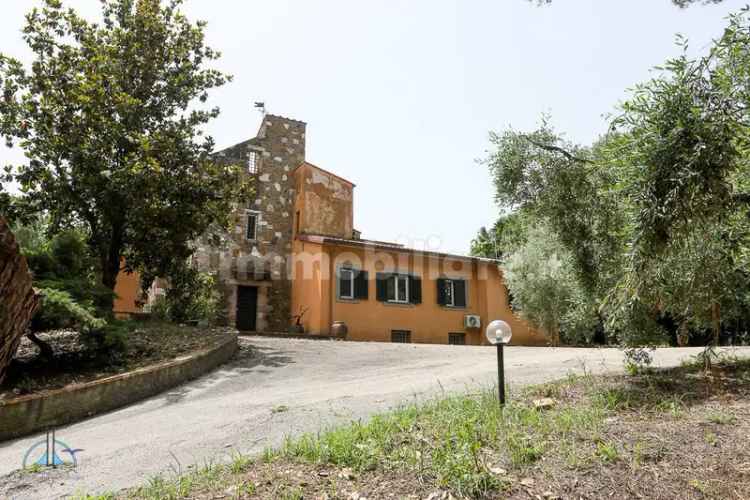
[115,114,544,346]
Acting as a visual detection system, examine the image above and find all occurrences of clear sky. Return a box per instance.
[0,0,743,254]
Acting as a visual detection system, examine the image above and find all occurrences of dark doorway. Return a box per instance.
[236,286,258,331]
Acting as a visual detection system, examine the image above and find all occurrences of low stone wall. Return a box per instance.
[0,334,238,442]
[245,331,338,341]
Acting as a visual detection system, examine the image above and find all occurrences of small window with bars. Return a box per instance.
[246,211,259,240]
[391,330,411,343]
[448,333,466,345]
[248,150,259,174]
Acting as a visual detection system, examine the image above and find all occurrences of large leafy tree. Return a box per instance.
[470,211,528,260]
[482,121,625,297]
[604,16,750,346]
[481,10,750,349]
[0,0,247,307]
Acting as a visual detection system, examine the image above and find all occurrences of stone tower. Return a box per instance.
[196,114,306,331]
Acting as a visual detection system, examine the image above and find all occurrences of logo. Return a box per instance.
[22,429,82,469]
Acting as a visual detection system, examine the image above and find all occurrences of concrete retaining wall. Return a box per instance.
[0,334,238,442]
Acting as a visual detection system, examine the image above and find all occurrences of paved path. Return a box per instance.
[1,337,746,499]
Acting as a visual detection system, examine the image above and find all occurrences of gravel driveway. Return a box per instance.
[1,337,746,499]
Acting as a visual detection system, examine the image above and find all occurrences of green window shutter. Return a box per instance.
[354,270,369,299]
[454,279,467,307]
[436,278,447,305]
[409,275,422,304]
[376,273,389,302]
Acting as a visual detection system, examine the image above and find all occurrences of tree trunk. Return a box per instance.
[100,224,124,313]
[711,302,721,347]
[26,331,54,359]
[676,320,689,347]
[547,323,561,347]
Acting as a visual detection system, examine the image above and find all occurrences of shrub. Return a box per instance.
[17,222,114,316]
[149,295,171,322]
[623,347,655,375]
[79,320,129,358]
[32,288,106,332]
[165,268,221,324]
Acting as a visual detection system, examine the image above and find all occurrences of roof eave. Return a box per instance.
[296,234,501,264]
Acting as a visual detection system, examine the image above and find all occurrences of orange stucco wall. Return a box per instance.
[293,163,354,239]
[291,241,547,346]
[292,239,326,333]
[113,261,142,317]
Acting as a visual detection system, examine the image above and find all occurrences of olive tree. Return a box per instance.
[502,225,599,346]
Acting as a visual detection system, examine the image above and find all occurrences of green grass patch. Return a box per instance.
[705,412,736,425]
[270,377,610,498]
[106,356,750,499]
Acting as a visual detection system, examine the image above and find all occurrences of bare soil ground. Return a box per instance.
[0,322,232,400]
[123,356,750,500]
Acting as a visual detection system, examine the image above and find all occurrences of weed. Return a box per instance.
[229,452,252,474]
[23,463,43,474]
[234,480,256,497]
[592,387,631,410]
[704,431,718,446]
[631,441,645,469]
[278,485,304,500]
[505,431,544,465]
[655,397,685,418]
[595,440,619,462]
[132,463,224,500]
[528,375,578,399]
[272,405,290,414]
[689,478,711,495]
[706,412,736,425]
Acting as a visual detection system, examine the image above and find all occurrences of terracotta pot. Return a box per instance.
[331,321,348,339]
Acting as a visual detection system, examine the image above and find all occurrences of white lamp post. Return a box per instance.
[486,320,512,404]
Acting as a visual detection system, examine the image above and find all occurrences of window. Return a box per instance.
[437,278,466,307]
[376,273,421,304]
[387,274,409,303]
[339,268,354,299]
[443,280,455,306]
[449,333,466,345]
[246,211,259,240]
[391,330,411,343]
[338,266,369,300]
[248,150,259,174]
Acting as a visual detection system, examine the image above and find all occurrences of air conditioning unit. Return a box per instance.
[464,315,481,329]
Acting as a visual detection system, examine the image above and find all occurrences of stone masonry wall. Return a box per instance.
[0,216,39,384]
[194,115,306,331]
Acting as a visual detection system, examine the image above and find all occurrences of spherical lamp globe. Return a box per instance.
[485,320,512,345]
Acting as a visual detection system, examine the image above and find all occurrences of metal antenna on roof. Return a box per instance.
[253,101,266,116]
